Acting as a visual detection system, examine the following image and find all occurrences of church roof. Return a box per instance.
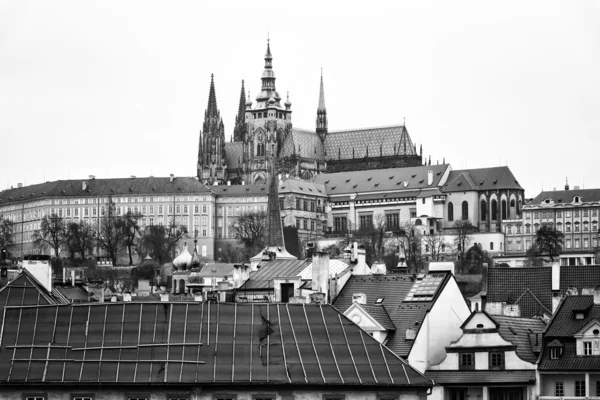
[314,164,450,196]
[323,125,416,160]
[281,128,325,159]
[442,167,523,192]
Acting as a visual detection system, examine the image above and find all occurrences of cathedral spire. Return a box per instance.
[257,38,279,105]
[206,73,218,117]
[233,80,247,142]
[316,69,328,140]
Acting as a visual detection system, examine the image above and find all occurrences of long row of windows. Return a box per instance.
[529,208,599,219]
[23,395,397,400]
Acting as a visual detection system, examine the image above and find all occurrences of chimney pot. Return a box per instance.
[170,174,175,182]
[89,175,95,180]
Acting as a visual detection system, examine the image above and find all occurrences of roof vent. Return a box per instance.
[17,183,23,188]
[367,177,372,181]
[346,179,351,183]
[131,175,136,179]
[411,174,416,178]
[493,180,498,184]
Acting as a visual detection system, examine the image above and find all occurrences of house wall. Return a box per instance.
[443,191,479,228]
[540,373,594,396]
[408,275,471,372]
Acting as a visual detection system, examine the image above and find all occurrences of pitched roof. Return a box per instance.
[238,259,311,290]
[280,129,325,159]
[531,188,600,205]
[545,295,600,337]
[323,125,416,160]
[333,273,451,357]
[198,263,235,278]
[539,339,600,371]
[0,270,68,308]
[442,167,523,193]
[0,302,432,387]
[361,304,396,330]
[487,266,600,318]
[0,177,213,205]
[210,184,268,196]
[493,316,546,363]
[425,370,535,384]
[297,259,351,280]
[314,164,450,197]
[279,178,327,197]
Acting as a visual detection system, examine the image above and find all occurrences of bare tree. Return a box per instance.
[140,222,188,264]
[0,215,13,251]
[95,198,125,266]
[32,214,65,257]
[423,232,446,261]
[120,211,143,265]
[453,220,476,260]
[353,212,387,264]
[64,221,95,260]
[230,210,267,251]
[396,221,424,273]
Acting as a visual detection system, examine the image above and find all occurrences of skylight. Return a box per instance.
[404,273,445,302]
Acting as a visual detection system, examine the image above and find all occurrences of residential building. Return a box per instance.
[427,310,545,400]
[537,289,600,399]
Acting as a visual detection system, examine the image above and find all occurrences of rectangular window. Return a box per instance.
[525,225,531,234]
[557,211,562,218]
[566,210,571,217]
[213,396,237,400]
[194,205,199,214]
[584,238,589,249]
[202,216,208,226]
[303,219,308,230]
[575,380,585,397]
[168,205,173,214]
[176,205,181,214]
[310,220,315,231]
[575,210,580,217]
[183,205,188,214]
[303,200,308,211]
[310,201,315,212]
[279,199,284,210]
[296,199,301,209]
[584,209,589,217]
[534,212,539,219]
[584,341,593,355]
[334,216,347,233]
[359,214,372,229]
[459,353,474,370]
[555,382,564,397]
[72,396,94,400]
[386,213,400,230]
[296,219,300,229]
[575,238,580,249]
[203,204,207,214]
[550,348,560,359]
[566,239,571,249]
[489,352,504,370]
[158,205,163,214]
[575,224,580,232]
[594,238,598,248]
[24,396,46,400]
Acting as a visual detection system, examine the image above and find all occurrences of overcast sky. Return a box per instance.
[1,0,599,198]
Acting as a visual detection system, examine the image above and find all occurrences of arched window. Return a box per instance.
[448,202,454,222]
[480,200,487,221]
[257,143,265,157]
[510,199,516,207]
[491,199,498,221]
[462,201,469,220]
[501,199,507,220]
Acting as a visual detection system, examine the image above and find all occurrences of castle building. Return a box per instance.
[197,39,424,186]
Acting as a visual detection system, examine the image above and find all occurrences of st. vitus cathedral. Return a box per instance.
[197,40,424,185]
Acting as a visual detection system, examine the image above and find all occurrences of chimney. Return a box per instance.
[89,175,95,180]
[278,174,282,180]
[594,285,600,305]
[82,181,87,191]
[242,181,245,186]
[352,293,367,304]
[485,301,504,315]
[312,251,330,296]
[567,287,578,296]
[23,259,53,293]
[170,174,174,182]
[71,270,76,287]
[123,292,132,302]
[100,287,105,303]
[503,304,521,317]
[130,175,136,179]
[427,170,433,186]
[551,262,560,291]
[17,183,22,188]
[552,293,563,313]
[574,186,580,190]
[160,292,170,302]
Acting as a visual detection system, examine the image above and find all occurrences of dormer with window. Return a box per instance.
[573,319,600,356]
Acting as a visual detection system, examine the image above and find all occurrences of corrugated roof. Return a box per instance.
[0,177,213,205]
[323,125,416,160]
[493,316,546,363]
[425,370,535,384]
[314,164,449,196]
[238,259,311,290]
[531,188,600,205]
[0,270,68,307]
[0,302,432,387]
[442,167,523,192]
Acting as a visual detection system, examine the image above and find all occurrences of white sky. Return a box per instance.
[1,0,599,198]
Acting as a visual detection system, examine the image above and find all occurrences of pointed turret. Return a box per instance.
[233,80,247,142]
[316,69,328,140]
[206,74,218,118]
[256,38,281,106]
[198,74,226,184]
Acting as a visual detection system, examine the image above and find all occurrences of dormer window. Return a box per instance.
[583,341,593,355]
[550,348,561,359]
[574,196,581,203]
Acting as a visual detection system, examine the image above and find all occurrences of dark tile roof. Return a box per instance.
[314,164,450,197]
[487,266,600,318]
[493,315,546,363]
[53,285,91,302]
[0,302,431,387]
[531,188,600,205]
[238,259,311,290]
[333,273,451,357]
[224,141,244,169]
[0,271,68,308]
[442,167,523,192]
[425,370,535,384]
[539,340,600,371]
[210,184,268,196]
[279,178,327,197]
[361,305,396,330]
[323,125,416,160]
[281,129,325,159]
[0,177,213,205]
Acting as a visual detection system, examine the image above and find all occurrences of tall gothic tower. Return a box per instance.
[233,80,247,142]
[316,70,328,140]
[197,74,226,184]
[241,39,293,185]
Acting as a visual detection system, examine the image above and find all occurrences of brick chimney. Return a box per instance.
[551,262,560,291]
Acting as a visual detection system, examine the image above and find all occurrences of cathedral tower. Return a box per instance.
[233,80,247,142]
[197,74,226,184]
[316,69,328,140]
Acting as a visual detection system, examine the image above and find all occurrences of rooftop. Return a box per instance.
[442,166,523,193]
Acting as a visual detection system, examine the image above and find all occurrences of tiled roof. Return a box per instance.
[425,370,535,384]
[531,188,600,205]
[198,263,235,278]
[238,259,311,290]
[487,266,600,318]
[0,177,213,205]
[280,129,325,159]
[539,340,600,371]
[0,271,68,307]
[279,178,327,197]
[493,316,546,363]
[361,305,396,330]
[0,302,432,387]
[442,167,523,192]
[314,164,450,196]
[297,259,351,280]
[545,295,600,337]
[224,141,244,169]
[211,184,268,196]
[333,273,450,357]
[323,125,415,160]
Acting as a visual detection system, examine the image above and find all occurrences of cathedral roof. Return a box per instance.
[442,166,523,193]
[323,125,416,160]
[280,128,325,159]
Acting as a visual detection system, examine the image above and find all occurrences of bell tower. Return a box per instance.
[198,74,226,184]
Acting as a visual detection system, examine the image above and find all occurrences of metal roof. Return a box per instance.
[425,370,535,384]
[0,302,432,387]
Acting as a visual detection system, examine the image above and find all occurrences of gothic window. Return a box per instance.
[461,201,468,220]
[501,199,507,220]
[491,200,498,221]
[257,143,265,157]
[448,202,454,222]
[480,200,487,221]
